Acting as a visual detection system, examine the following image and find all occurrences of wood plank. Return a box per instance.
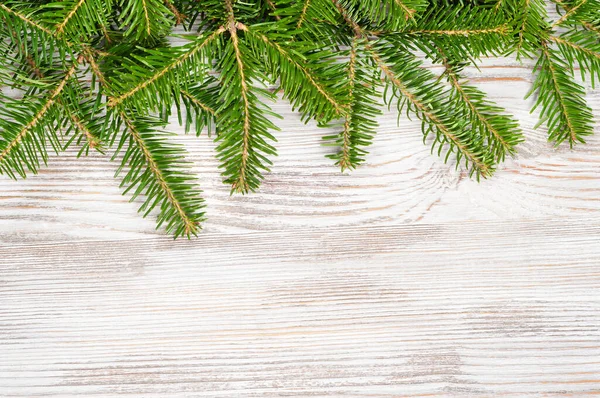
[1,217,599,396]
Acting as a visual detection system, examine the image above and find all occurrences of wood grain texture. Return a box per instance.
[1,55,600,396]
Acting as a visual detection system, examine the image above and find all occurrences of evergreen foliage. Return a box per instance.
[0,0,598,237]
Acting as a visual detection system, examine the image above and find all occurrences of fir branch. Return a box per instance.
[119,0,173,41]
[164,0,185,24]
[370,47,494,177]
[339,40,358,170]
[552,0,588,27]
[116,112,205,237]
[276,0,339,36]
[398,5,512,60]
[324,37,380,170]
[517,0,532,55]
[58,80,105,155]
[1,19,44,82]
[229,18,252,192]
[3,40,104,157]
[244,27,346,121]
[1,0,599,237]
[406,26,509,36]
[0,58,81,176]
[63,105,103,152]
[513,0,549,58]
[213,0,280,193]
[334,0,495,176]
[55,0,87,34]
[393,0,418,21]
[2,0,108,45]
[265,0,281,20]
[176,77,220,136]
[542,45,577,144]
[549,32,600,86]
[106,27,225,109]
[332,0,363,36]
[83,48,106,87]
[141,0,152,35]
[180,89,216,116]
[226,0,252,193]
[549,35,600,61]
[553,0,600,33]
[0,1,77,69]
[553,0,600,34]
[0,3,54,37]
[441,57,522,161]
[297,0,311,28]
[528,42,594,146]
[347,0,427,30]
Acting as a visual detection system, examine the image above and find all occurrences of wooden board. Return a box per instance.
[1,56,600,396]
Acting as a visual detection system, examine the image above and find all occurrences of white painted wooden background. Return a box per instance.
[1,55,599,396]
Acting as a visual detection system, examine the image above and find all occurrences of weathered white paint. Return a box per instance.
[0,56,599,396]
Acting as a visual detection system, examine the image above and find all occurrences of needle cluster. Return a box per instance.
[0,0,598,237]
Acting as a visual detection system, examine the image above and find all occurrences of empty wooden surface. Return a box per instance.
[1,57,600,396]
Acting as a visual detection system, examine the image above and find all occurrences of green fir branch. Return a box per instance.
[323,37,381,171]
[514,0,549,59]
[370,45,495,178]
[119,0,174,41]
[0,58,81,178]
[178,82,218,136]
[44,0,112,41]
[114,112,205,238]
[528,43,595,146]
[437,48,523,162]
[0,0,598,237]
[244,25,346,122]
[106,27,224,110]
[553,0,600,33]
[214,0,280,194]
[550,31,600,87]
